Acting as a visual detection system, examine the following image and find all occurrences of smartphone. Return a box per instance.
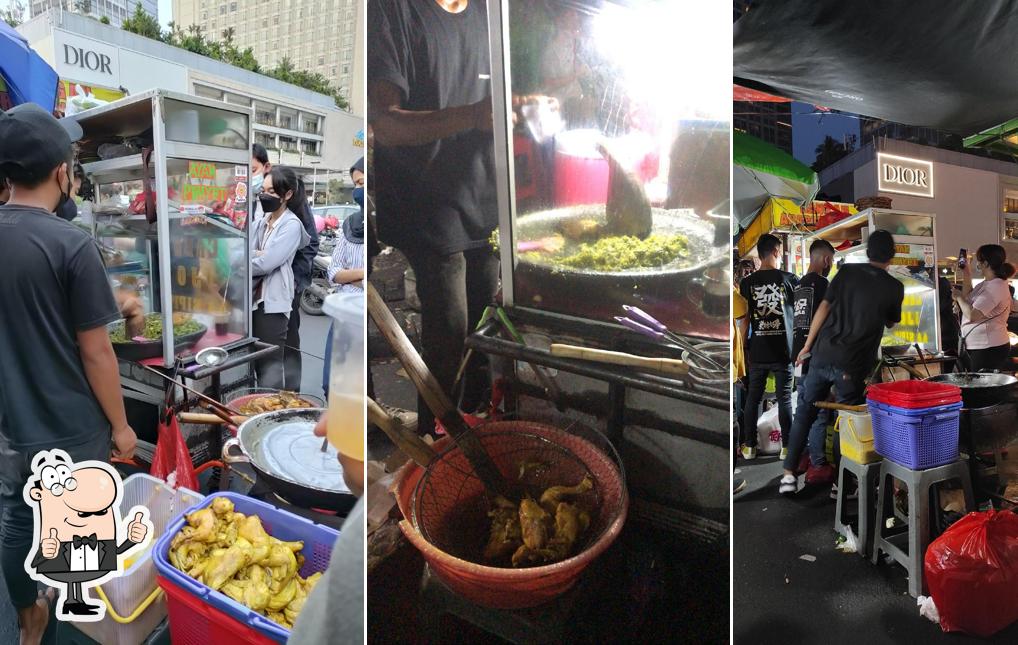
[958,248,968,269]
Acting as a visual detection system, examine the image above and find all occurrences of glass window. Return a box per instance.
[224,92,252,107]
[193,85,223,101]
[254,131,273,148]
[230,1,236,11]
[301,140,319,155]
[341,64,349,75]
[219,5,226,14]
[279,136,298,152]
[164,99,249,150]
[318,56,324,65]
[255,105,275,127]
[279,109,297,130]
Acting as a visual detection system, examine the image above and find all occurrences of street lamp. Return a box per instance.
[310,160,321,205]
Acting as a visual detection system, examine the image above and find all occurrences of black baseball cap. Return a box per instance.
[0,103,83,180]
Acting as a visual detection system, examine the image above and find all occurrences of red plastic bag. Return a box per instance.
[150,410,199,491]
[925,509,1018,637]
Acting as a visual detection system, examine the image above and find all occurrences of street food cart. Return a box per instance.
[808,207,944,378]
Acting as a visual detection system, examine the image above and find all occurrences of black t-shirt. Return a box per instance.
[740,269,798,364]
[792,272,829,373]
[812,263,905,375]
[368,0,497,254]
[0,205,120,450]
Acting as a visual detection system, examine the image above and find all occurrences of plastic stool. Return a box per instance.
[871,458,975,597]
[834,456,882,558]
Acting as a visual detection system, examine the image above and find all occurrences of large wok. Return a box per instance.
[927,373,1018,409]
[223,407,357,514]
[514,205,727,337]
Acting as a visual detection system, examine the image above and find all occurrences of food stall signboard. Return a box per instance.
[877,153,934,198]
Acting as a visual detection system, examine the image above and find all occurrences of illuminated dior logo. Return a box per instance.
[883,164,928,188]
[877,153,934,197]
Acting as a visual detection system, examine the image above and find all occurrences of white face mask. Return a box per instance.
[251,172,264,194]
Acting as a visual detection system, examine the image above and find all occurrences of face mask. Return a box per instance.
[352,186,364,208]
[251,173,264,193]
[259,193,282,214]
[54,166,72,216]
[56,198,78,221]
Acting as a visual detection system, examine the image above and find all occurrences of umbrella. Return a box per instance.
[0,21,58,111]
[733,130,818,230]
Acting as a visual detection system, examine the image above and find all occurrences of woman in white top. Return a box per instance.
[953,244,1015,372]
[250,167,310,388]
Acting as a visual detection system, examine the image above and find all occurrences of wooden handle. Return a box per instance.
[814,402,867,412]
[367,283,507,496]
[178,412,247,425]
[549,343,689,376]
[367,399,436,468]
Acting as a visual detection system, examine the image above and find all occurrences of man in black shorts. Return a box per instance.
[368,0,499,435]
[780,229,904,494]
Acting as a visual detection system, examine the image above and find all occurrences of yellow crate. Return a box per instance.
[838,410,880,464]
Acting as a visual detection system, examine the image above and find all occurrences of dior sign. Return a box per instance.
[877,153,934,198]
[63,44,113,75]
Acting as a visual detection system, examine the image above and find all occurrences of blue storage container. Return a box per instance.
[867,399,962,470]
[153,492,340,643]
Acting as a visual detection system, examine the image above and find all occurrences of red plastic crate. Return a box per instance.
[866,380,961,409]
[157,574,277,645]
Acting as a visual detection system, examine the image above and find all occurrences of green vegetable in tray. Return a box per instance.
[558,234,689,271]
[109,313,203,343]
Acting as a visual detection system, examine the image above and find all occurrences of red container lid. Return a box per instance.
[867,380,962,409]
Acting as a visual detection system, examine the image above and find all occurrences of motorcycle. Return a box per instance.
[301,254,335,316]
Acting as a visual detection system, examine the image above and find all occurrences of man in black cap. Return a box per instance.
[0,103,137,644]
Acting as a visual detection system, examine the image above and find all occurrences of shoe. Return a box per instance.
[794,453,811,476]
[734,479,747,495]
[779,474,797,495]
[741,445,757,460]
[62,601,100,616]
[779,447,788,460]
[830,482,860,501]
[805,463,837,486]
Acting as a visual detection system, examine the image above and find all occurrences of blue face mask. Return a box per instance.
[251,172,264,194]
[353,186,364,208]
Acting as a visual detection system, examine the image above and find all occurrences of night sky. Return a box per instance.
[790,101,861,167]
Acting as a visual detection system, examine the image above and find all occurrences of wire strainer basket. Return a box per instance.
[410,419,627,567]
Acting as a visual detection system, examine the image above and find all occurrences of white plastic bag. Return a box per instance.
[756,396,797,455]
[64,84,110,116]
[917,595,941,625]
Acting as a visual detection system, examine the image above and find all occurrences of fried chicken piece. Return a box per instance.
[559,217,603,241]
[283,581,308,626]
[483,496,524,563]
[221,566,271,611]
[539,476,593,514]
[303,571,323,593]
[211,497,235,516]
[267,576,298,612]
[203,544,249,590]
[518,497,551,550]
[552,501,590,547]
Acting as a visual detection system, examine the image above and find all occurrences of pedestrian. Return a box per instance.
[953,244,1015,372]
[0,103,138,644]
[322,158,367,398]
[250,143,272,222]
[283,177,320,391]
[938,275,961,373]
[369,0,499,435]
[788,239,835,474]
[780,229,904,494]
[251,166,311,389]
[739,233,798,460]
[733,275,749,495]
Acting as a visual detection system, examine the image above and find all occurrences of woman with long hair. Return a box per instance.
[953,244,1015,372]
[284,176,319,390]
[250,166,311,388]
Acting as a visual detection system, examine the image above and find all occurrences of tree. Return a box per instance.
[811,134,856,173]
[1,0,26,27]
[327,179,343,203]
[100,15,109,24]
[121,2,161,41]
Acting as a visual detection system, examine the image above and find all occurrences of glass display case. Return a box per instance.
[488,0,730,339]
[74,90,253,367]
[813,208,941,355]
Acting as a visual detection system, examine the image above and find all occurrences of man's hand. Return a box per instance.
[41,528,60,559]
[472,98,493,132]
[795,348,811,366]
[112,425,137,461]
[127,511,148,544]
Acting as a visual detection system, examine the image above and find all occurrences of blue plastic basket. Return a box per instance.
[153,492,340,643]
[867,399,962,470]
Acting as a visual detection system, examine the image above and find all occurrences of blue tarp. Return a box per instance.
[0,21,58,111]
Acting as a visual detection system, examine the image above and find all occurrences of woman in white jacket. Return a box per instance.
[250,166,311,388]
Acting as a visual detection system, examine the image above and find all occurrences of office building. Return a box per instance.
[30,0,158,28]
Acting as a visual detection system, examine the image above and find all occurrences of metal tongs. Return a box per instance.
[615,305,725,372]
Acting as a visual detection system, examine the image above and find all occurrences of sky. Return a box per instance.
[790,101,861,168]
[158,0,171,29]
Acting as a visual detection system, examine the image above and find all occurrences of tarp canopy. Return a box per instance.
[737,198,857,257]
[734,0,1018,135]
[733,130,818,229]
[0,21,57,111]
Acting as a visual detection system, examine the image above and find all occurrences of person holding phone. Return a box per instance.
[953,244,1015,372]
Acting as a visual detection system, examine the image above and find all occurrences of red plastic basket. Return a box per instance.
[866,380,962,409]
[157,574,276,645]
